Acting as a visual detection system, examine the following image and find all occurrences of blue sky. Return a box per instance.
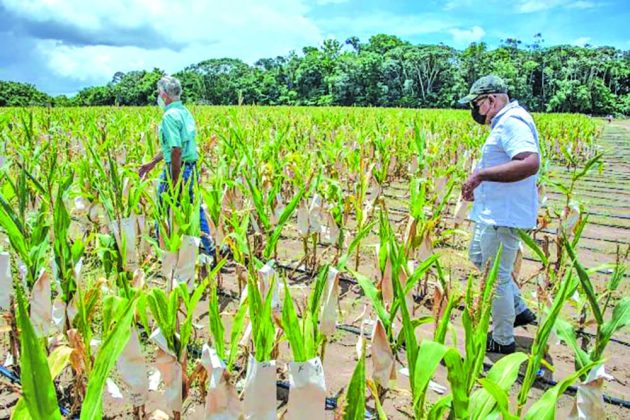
[0,0,627,95]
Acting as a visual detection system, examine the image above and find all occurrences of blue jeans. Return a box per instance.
[469,222,528,345]
[157,163,215,256]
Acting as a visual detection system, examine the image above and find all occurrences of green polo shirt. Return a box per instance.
[158,101,198,164]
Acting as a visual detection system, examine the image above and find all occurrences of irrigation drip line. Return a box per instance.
[538,228,630,246]
[334,321,630,410]
[272,261,630,347]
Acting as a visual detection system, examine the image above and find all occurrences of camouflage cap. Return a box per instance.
[458,75,508,104]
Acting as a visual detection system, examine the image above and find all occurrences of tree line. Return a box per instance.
[1,34,628,115]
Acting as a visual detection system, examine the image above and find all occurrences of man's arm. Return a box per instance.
[170,147,182,188]
[478,152,539,182]
[462,152,539,201]
[139,152,163,179]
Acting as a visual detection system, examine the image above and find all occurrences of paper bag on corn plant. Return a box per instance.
[320,209,340,245]
[150,329,183,413]
[136,215,152,260]
[0,252,12,310]
[30,269,52,337]
[174,235,200,289]
[117,328,149,407]
[270,193,286,226]
[320,267,340,337]
[243,355,277,420]
[297,195,323,237]
[200,344,242,418]
[568,365,607,420]
[162,235,200,290]
[109,215,140,271]
[453,197,469,226]
[417,230,434,262]
[257,260,281,313]
[371,319,396,388]
[286,357,326,420]
[374,245,394,308]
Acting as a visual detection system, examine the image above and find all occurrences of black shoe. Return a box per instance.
[514,309,537,328]
[486,333,515,354]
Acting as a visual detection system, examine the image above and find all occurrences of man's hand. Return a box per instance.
[138,162,155,179]
[139,152,163,179]
[462,171,482,201]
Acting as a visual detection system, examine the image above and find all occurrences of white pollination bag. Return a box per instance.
[0,252,12,310]
[243,355,276,420]
[569,365,607,420]
[162,235,200,290]
[118,328,149,407]
[109,216,140,271]
[150,329,182,414]
[371,319,396,388]
[200,344,242,419]
[286,357,326,420]
[319,267,340,337]
[30,270,52,337]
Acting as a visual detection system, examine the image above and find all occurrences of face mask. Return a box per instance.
[157,95,166,110]
[471,102,487,125]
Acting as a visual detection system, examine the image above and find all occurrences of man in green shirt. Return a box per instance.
[139,76,216,263]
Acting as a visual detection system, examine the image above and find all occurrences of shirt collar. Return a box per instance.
[165,100,183,111]
[491,100,519,128]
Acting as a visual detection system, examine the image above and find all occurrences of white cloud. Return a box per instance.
[449,25,485,45]
[572,36,591,46]
[443,0,473,11]
[516,0,597,13]
[2,0,322,85]
[314,0,349,5]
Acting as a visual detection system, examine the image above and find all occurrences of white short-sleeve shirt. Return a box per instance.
[470,101,540,229]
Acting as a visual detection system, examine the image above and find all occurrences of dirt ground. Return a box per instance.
[1,120,629,419]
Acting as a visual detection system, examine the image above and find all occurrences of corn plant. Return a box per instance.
[557,238,629,377]
[280,266,329,362]
[207,276,249,371]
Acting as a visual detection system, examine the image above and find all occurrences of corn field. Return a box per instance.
[0,106,628,419]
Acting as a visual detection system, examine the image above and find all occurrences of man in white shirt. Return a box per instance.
[459,75,539,354]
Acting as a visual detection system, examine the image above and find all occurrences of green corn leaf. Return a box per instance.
[337,220,376,270]
[15,285,61,420]
[427,395,452,420]
[469,352,527,419]
[264,186,304,259]
[282,280,306,362]
[343,341,366,420]
[597,298,630,358]
[564,235,603,325]
[435,290,461,345]
[412,340,449,410]
[443,347,470,419]
[523,362,596,420]
[554,317,592,371]
[209,279,226,360]
[517,229,548,266]
[351,269,390,330]
[403,254,439,296]
[366,379,388,420]
[518,271,578,408]
[477,378,519,420]
[81,296,137,420]
[227,294,248,371]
